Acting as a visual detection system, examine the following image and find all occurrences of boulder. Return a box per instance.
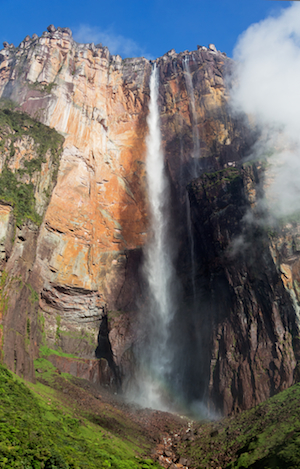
[47,24,56,33]
[61,27,72,36]
[208,43,217,52]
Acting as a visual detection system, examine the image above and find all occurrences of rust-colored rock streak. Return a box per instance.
[1,29,298,415]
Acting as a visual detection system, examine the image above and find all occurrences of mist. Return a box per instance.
[230,2,300,221]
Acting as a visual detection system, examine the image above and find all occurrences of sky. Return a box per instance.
[0,0,293,59]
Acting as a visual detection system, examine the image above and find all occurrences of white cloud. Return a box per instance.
[72,24,152,59]
[230,3,300,220]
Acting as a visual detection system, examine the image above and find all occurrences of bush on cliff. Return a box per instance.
[0,107,64,226]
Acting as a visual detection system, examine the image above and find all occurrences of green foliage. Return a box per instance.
[0,363,160,469]
[26,317,31,337]
[0,270,8,289]
[0,98,17,111]
[0,108,64,226]
[0,166,42,226]
[28,81,57,94]
[177,382,300,468]
[0,270,8,315]
[39,346,79,359]
[201,167,240,191]
[28,284,39,304]
[55,315,61,342]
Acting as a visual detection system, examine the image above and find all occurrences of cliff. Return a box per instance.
[187,166,299,414]
[0,25,299,414]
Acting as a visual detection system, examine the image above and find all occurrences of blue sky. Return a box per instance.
[0,0,292,58]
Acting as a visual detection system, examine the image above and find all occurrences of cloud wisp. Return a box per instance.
[230,2,300,221]
[73,24,152,59]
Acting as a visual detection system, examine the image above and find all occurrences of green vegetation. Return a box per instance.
[201,167,240,191]
[177,382,300,468]
[0,99,17,111]
[28,284,39,305]
[0,362,160,469]
[0,167,42,226]
[56,315,61,342]
[39,345,77,359]
[0,106,64,226]
[28,81,57,94]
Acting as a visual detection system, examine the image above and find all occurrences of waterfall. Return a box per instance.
[183,56,200,178]
[183,56,200,301]
[135,64,177,410]
[186,196,196,298]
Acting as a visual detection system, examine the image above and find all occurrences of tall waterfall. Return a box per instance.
[183,56,200,300]
[183,56,200,177]
[136,64,177,410]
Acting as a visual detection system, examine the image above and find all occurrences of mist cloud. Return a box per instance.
[230,3,300,220]
[73,24,152,59]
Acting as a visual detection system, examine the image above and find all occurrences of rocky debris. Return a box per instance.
[152,423,197,468]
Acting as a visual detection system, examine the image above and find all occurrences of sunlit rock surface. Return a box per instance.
[0,27,299,414]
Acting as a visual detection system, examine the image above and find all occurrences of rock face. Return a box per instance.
[0,27,299,414]
[0,108,63,381]
[186,166,299,414]
[0,28,151,371]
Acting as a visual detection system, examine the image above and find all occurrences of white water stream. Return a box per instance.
[183,56,200,176]
[137,64,176,410]
[183,56,200,301]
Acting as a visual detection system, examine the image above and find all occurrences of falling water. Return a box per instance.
[183,56,200,177]
[136,64,176,410]
[183,56,200,301]
[186,196,196,298]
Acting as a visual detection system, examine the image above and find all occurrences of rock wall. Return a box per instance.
[0,26,299,413]
[0,27,152,370]
[187,166,299,414]
[0,108,63,381]
[0,28,239,360]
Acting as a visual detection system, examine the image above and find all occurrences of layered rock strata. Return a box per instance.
[0,26,298,414]
[0,28,238,362]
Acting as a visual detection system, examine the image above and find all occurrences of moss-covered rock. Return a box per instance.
[0,105,64,226]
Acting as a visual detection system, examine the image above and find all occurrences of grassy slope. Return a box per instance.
[0,361,161,469]
[2,352,300,468]
[177,383,300,468]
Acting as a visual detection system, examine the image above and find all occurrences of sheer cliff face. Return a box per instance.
[0,29,236,352]
[187,167,299,414]
[0,29,152,359]
[0,27,298,414]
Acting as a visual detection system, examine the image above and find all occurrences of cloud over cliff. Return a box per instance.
[230,3,300,220]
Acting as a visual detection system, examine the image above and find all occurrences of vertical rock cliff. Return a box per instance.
[0,26,299,414]
[186,166,299,414]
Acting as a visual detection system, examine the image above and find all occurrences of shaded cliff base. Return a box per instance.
[2,360,300,469]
